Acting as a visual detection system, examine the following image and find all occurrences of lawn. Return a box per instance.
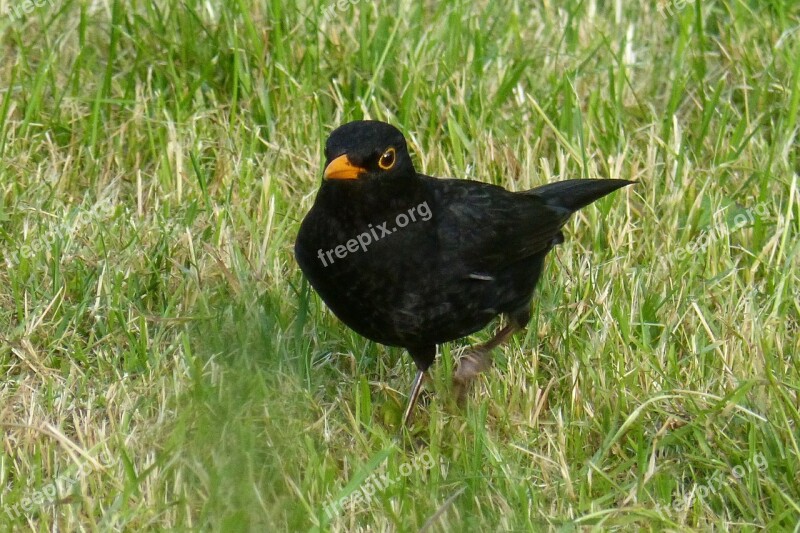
[1,0,799,530]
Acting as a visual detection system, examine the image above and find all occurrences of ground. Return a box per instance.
[1,0,799,530]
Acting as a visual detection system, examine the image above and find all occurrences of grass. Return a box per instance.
[1,0,799,530]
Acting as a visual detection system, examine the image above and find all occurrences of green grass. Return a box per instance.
[1,0,799,530]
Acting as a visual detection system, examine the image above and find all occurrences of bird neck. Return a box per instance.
[317,176,430,220]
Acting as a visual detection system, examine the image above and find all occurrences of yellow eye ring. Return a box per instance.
[378,147,396,170]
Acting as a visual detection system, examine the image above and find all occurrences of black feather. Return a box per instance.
[528,178,635,212]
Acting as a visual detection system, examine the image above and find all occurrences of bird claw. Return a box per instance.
[453,348,492,402]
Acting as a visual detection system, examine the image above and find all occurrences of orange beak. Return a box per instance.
[323,154,364,180]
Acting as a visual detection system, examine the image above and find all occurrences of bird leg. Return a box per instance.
[453,324,516,401]
[402,369,426,427]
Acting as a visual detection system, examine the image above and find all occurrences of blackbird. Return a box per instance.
[295,120,632,425]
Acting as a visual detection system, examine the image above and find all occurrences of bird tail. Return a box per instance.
[527,179,634,212]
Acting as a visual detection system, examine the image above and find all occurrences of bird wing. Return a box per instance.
[425,176,570,275]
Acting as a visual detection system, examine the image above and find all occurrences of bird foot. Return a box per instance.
[453,347,492,402]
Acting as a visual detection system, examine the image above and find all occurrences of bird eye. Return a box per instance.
[378,148,396,170]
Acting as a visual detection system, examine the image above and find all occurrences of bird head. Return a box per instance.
[322,120,415,182]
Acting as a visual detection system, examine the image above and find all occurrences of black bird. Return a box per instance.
[295,120,632,425]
